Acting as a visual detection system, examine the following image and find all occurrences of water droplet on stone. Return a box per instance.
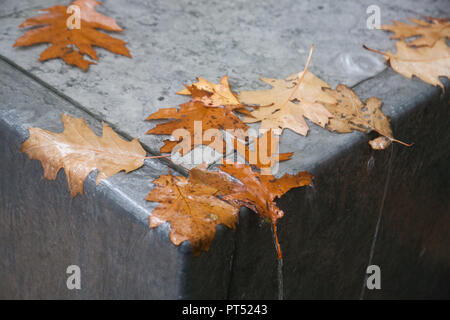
[367,154,375,173]
[336,52,384,77]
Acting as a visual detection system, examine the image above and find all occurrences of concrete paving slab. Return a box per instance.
[1,0,447,158]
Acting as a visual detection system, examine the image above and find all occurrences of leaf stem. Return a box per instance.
[143,154,172,159]
[272,221,283,260]
[289,44,314,101]
[279,44,314,111]
[362,44,387,57]
[390,137,414,147]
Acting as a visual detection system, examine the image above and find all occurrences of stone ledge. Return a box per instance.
[0,59,235,299]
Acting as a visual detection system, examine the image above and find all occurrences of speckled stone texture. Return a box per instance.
[0,0,449,299]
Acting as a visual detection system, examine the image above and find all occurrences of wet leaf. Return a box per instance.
[381,17,450,47]
[14,0,131,70]
[324,84,411,149]
[146,163,312,257]
[226,129,293,171]
[21,114,146,197]
[177,76,243,110]
[219,163,312,258]
[364,40,450,90]
[146,166,243,255]
[146,101,247,154]
[238,46,335,136]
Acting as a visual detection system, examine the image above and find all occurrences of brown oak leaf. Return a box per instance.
[21,114,146,197]
[146,166,244,255]
[381,17,450,47]
[364,39,450,89]
[324,84,410,149]
[14,0,131,70]
[146,163,312,257]
[238,46,336,136]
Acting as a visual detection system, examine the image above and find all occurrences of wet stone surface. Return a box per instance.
[0,0,449,298]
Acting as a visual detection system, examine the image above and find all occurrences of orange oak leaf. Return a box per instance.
[219,164,312,225]
[21,114,146,197]
[364,40,450,90]
[225,129,293,171]
[146,101,248,155]
[324,84,411,150]
[146,163,312,258]
[381,17,450,47]
[13,0,131,70]
[219,163,312,259]
[238,46,336,136]
[146,166,244,255]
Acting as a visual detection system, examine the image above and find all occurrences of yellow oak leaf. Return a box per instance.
[364,39,450,90]
[177,76,242,109]
[381,17,450,47]
[238,46,336,136]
